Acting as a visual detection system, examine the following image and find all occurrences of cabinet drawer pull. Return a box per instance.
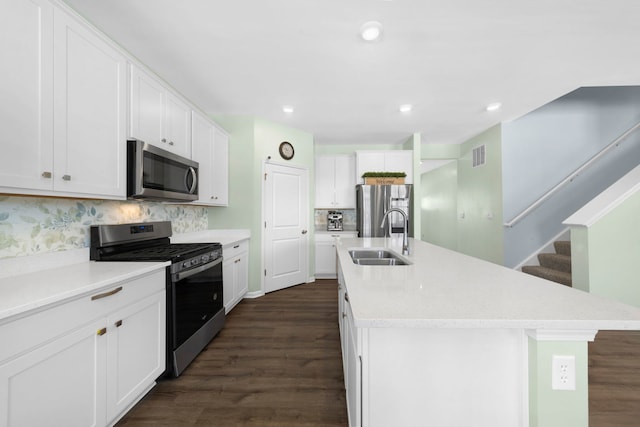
[62,174,71,181]
[342,313,347,319]
[233,244,240,248]
[91,286,123,301]
[41,171,52,178]
[169,141,174,146]
[235,259,240,264]
[344,293,349,302]
[115,320,123,328]
[161,138,167,143]
[97,327,107,336]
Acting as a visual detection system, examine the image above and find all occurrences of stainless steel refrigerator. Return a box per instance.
[356,184,413,238]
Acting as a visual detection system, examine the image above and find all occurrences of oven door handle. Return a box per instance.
[173,257,223,282]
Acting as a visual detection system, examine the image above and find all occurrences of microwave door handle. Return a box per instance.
[185,167,197,194]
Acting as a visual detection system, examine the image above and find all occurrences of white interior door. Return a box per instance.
[264,162,309,293]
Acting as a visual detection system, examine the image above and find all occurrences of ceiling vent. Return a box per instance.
[472,144,486,168]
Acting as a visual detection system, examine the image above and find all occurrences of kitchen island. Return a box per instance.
[336,237,640,427]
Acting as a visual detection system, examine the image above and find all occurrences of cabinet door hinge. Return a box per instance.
[264,269,267,277]
[264,172,267,180]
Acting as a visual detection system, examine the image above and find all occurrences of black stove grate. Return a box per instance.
[97,242,220,262]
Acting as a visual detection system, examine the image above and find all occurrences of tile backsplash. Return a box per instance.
[0,196,208,259]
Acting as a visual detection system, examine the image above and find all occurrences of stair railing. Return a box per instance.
[503,119,640,228]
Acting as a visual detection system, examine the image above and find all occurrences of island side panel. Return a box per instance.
[364,327,527,427]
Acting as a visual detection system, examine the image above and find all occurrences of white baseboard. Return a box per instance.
[243,290,264,299]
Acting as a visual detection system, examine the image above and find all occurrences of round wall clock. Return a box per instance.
[279,141,295,160]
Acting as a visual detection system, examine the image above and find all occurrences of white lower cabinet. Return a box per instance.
[0,318,106,427]
[222,239,249,313]
[315,233,357,279]
[345,302,361,427]
[338,269,362,427]
[106,289,166,422]
[0,270,165,427]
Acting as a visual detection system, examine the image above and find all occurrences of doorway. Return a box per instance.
[263,161,309,293]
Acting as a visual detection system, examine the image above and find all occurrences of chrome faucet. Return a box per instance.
[380,208,409,255]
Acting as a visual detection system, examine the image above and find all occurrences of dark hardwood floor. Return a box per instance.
[117,279,640,426]
[117,280,347,427]
[589,330,640,426]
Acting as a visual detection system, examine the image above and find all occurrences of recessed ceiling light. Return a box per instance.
[360,21,383,41]
[282,105,294,114]
[486,102,502,112]
[399,104,413,113]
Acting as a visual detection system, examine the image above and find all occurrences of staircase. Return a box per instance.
[521,241,572,287]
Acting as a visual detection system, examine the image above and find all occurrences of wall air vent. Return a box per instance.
[472,144,486,168]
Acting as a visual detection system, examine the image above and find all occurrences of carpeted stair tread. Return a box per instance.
[522,265,572,287]
[538,253,571,273]
[554,240,571,256]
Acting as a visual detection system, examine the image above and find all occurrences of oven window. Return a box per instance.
[172,262,223,348]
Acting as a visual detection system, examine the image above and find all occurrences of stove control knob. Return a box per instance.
[201,254,209,263]
[182,261,189,269]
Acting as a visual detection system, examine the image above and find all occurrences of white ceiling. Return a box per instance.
[62,0,640,146]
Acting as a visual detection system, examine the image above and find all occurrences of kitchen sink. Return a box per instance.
[348,248,411,266]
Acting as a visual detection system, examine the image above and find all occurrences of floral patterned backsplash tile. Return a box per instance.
[0,196,209,259]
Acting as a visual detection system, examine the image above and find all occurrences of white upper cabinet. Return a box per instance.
[0,0,126,199]
[315,155,356,208]
[0,0,54,192]
[211,126,230,206]
[130,65,191,158]
[52,8,127,198]
[191,111,229,206]
[356,150,414,184]
[334,155,356,208]
[165,92,192,158]
[315,156,335,207]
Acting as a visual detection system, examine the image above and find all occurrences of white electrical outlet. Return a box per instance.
[552,355,576,390]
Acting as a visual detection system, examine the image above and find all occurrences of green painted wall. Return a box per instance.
[420,125,504,264]
[209,116,314,293]
[571,190,640,307]
[421,161,458,249]
[456,125,504,264]
[421,143,461,159]
[314,144,400,155]
[528,339,589,427]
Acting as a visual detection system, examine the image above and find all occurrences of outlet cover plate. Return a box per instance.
[552,355,576,391]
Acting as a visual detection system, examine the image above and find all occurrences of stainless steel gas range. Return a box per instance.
[90,221,224,377]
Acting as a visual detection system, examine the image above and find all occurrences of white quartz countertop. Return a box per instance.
[0,260,169,323]
[171,229,250,247]
[337,237,640,330]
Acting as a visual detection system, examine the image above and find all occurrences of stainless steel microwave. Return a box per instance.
[127,139,199,202]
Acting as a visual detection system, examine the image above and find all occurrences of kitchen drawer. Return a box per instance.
[0,270,164,363]
[223,239,249,259]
